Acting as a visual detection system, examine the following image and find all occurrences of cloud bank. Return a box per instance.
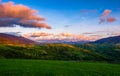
[23,31,120,43]
[23,32,102,42]
[0,2,51,29]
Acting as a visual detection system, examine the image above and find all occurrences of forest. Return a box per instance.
[0,43,120,63]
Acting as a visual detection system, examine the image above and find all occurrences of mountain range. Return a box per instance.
[0,33,120,62]
[0,33,120,45]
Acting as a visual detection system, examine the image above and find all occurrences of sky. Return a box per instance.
[0,0,120,42]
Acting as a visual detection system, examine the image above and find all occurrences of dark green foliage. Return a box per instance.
[0,44,106,61]
[74,44,120,63]
[0,43,120,63]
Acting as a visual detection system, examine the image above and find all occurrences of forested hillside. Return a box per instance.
[1,44,120,63]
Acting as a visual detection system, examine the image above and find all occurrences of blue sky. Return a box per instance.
[0,0,120,41]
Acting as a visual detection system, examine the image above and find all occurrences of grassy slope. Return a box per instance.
[0,59,120,76]
[0,44,107,61]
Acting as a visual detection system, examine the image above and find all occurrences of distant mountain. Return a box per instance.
[0,33,36,45]
[93,35,120,44]
[37,39,89,44]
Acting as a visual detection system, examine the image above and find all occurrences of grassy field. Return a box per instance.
[0,59,120,76]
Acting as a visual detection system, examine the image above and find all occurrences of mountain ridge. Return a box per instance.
[92,35,120,44]
[0,33,36,45]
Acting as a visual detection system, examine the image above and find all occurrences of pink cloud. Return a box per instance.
[23,32,103,42]
[0,2,51,29]
[101,9,111,17]
[99,9,116,23]
[57,32,72,37]
[23,32,51,38]
[107,17,116,22]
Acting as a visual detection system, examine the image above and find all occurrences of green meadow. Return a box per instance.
[0,59,120,76]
